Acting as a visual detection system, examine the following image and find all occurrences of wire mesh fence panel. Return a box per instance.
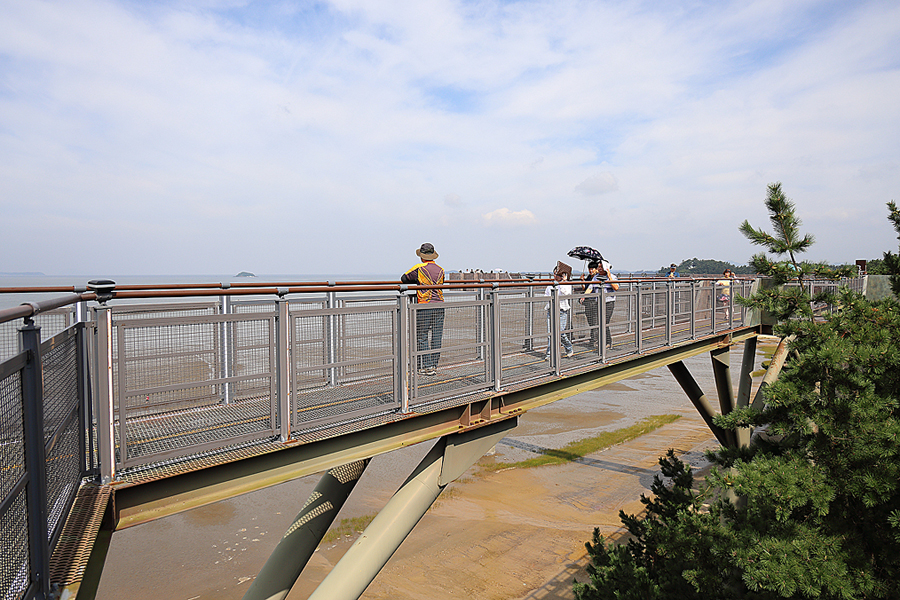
[693,284,716,337]
[1,490,30,600]
[409,300,490,406]
[290,301,398,430]
[607,288,639,357]
[498,295,553,385]
[111,302,218,321]
[639,286,671,352]
[39,327,82,552]
[335,299,396,384]
[0,360,25,503]
[0,309,72,363]
[44,417,80,550]
[113,313,277,467]
[0,354,31,600]
[232,316,276,403]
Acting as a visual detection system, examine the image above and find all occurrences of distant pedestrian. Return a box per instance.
[666,263,680,278]
[598,261,619,348]
[401,243,445,376]
[545,262,574,359]
[716,268,735,305]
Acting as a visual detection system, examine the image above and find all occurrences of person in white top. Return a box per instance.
[544,265,574,359]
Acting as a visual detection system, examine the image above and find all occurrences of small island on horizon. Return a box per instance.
[235,271,256,277]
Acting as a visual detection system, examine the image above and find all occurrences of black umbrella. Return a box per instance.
[567,246,603,262]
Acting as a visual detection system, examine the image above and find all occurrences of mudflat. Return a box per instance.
[96,345,755,600]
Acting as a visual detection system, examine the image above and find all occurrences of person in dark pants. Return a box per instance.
[401,243,445,376]
[580,261,603,348]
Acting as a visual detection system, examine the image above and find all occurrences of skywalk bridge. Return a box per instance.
[0,275,861,599]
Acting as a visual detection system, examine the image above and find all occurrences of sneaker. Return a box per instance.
[425,366,437,376]
[543,355,550,361]
[565,350,574,358]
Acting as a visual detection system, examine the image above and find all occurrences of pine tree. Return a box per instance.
[882,200,900,296]
[574,185,900,599]
[738,182,851,322]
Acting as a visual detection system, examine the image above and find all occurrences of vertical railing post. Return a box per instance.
[219,291,233,405]
[728,278,735,326]
[19,319,51,600]
[636,284,643,353]
[625,280,634,334]
[73,299,95,475]
[600,285,607,363]
[524,281,534,352]
[689,280,696,340]
[550,285,560,373]
[665,281,673,345]
[476,284,485,360]
[275,297,291,441]
[74,297,88,325]
[397,285,417,414]
[326,290,338,387]
[398,290,413,412]
[75,320,93,476]
[93,306,116,483]
[490,285,502,391]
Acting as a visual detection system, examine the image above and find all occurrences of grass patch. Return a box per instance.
[484,414,681,471]
[320,513,376,544]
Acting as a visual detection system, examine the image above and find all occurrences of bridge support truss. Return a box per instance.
[243,418,517,600]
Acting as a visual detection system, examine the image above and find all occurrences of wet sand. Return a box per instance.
[95,344,759,600]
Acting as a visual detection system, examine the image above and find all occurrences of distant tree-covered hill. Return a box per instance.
[656,258,754,276]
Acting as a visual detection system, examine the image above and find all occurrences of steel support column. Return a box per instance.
[667,361,732,447]
[751,335,793,411]
[242,459,371,600]
[734,337,758,448]
[711,346,737,448]
[306,418,517,600]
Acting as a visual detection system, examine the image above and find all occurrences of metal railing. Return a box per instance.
[1,320,92,600]
[0,275,861,599]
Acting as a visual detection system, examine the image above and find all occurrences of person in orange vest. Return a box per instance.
[401,243,445,376]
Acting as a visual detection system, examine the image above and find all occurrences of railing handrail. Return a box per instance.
[0,291,96,325]
[0,275,861,326]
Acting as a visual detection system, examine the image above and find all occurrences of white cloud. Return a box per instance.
[0,0,898,276]
[575,173,619,196]
[481,208,538,228]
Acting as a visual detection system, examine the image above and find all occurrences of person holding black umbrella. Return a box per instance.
[582,259,619,348]
[580,261,603,348]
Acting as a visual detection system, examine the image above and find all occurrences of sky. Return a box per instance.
[1,0,898,277]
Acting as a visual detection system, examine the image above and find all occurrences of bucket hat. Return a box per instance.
[416,243,439,260]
